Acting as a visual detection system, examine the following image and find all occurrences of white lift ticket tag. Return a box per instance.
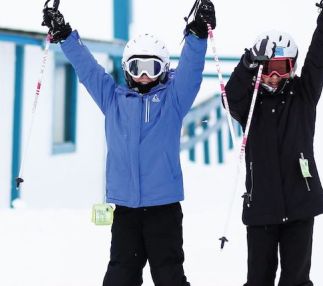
[299,157,312,178]
[91,203,114,225]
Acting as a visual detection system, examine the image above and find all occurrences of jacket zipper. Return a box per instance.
[242,161,254,208]
[249,162,254,203]
[145,97,150,123]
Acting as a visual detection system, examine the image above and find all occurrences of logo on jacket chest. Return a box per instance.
[152,94,160,103]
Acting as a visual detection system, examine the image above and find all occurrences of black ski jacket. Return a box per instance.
[225,12,323,226]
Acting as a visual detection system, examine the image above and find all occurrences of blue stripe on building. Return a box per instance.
[10,45,25,207]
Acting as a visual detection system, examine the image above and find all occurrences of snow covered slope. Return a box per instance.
[1,151,323,286]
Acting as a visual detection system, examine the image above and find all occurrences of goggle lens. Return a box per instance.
[262,58,293,78]
[125,58,165,79]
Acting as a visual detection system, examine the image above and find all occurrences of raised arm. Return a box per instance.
[60,32,116,114]
[224,59,256,125]
[171,0,215,118]
[42,5,116,114]
[225,38,275,124]
[299,2,323,106]
[171,35,207,118]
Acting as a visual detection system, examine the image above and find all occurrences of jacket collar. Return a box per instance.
[117,81,169,97]
[260,78,292,96]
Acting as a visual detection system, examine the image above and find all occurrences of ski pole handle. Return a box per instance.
[44,0,60,10]
[316,1,323,9]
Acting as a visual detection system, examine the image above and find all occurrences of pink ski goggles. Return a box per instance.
[262,58,294,78]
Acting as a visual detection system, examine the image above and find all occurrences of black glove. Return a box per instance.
[243,37,276,69]
[42,8,72,43]
[186,0,216,39]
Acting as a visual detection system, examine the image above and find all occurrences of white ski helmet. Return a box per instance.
[122,33,170,72]
[256,30,298,93]
[121,33,170,90]
[255,30,298,60]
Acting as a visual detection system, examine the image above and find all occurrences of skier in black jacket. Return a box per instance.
[225,2,323,286]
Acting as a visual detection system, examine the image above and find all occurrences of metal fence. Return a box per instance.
[178,55,242,164]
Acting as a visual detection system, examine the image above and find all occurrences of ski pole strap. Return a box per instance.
[44,0,60,11]
[44,0,50,8]
[184,0,200,24]
[53,0,60,10]
[316,1,323,9]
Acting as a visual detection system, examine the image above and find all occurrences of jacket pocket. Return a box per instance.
[163,151,178,179]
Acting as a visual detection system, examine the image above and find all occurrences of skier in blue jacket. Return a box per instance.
[42,1,215,285]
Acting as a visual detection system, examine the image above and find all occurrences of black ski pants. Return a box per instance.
[103,202,190,286]
[243,217,314,286]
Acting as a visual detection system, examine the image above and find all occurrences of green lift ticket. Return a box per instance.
[299,153,312,178]
[92,203,114,225]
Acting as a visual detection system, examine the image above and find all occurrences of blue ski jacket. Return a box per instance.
[61,31,207,207]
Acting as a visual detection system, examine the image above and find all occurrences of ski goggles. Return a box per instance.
[124,58,167,79]
[262,58,294,78]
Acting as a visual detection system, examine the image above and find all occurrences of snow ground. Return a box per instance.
[1,151,323,286]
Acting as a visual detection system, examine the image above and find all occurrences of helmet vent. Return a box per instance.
[254,30,298,60]
[122,33,170,73]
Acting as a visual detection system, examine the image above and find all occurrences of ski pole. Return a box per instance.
[316,0,323,9]
[207,23,237,149]
[219,63,264,249]
[15,0,59,190]
[15,34,52,189]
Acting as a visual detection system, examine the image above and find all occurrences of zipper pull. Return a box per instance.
[242,192,251,208]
